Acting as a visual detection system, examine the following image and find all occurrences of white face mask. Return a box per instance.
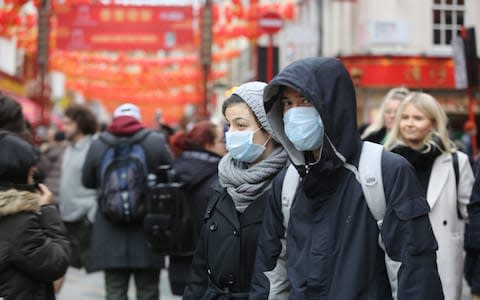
[225,128,269,163]
[283,107,324,151]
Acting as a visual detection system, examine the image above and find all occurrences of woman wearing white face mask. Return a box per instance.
[183,81,288,300]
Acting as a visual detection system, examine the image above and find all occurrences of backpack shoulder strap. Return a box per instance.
[99,129,151,146]
[452,151,462,219]
[130,129,151,144]
[99,132,117,146]
[281,164,300,233]
[359,141,386,223]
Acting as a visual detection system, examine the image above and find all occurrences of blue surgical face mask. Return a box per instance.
[225,128,268,163]
[284,107,324,151]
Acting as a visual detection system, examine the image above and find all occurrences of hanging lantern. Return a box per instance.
[281,2,297,21]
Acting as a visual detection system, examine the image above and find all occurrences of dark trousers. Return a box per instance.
[64,217,93,272]
[104,268,160,300]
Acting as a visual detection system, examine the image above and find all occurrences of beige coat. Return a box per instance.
[427,151,474,300]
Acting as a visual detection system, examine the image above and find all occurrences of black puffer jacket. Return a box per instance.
[169,150,222,295]
[183,181,267,300]
[0,190,70,300]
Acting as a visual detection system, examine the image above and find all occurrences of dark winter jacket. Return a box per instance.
[169,149,222,294]
[0,190,70,300]
[173,150,222,229]
[37,144,65,205]
[250,57,443,299]
[362,127,387,144]
[465,163,480,295]
[82,119,173,271]
[183,181,267,300]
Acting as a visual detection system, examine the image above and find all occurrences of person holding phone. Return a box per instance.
[0,132,71,300]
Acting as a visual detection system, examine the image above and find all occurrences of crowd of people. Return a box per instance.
[1,56,480,300]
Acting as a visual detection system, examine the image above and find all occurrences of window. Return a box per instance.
[433,0,465,45]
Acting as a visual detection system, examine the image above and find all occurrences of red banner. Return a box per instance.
[340,55,456,89]
[55,5,194,51]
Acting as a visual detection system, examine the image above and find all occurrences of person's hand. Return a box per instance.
[37,183,53,206]
[473,294,480,300]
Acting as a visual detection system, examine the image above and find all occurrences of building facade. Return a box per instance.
[277,0,480,127]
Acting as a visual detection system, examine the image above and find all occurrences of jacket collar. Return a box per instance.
[212,183,265,229]
[0,190,40,217]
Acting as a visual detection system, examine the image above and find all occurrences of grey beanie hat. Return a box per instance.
[233,81,278,142]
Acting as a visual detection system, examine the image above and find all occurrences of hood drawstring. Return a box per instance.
[325,135,361,183]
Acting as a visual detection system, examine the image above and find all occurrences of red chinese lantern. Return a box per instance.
[281,2,297,21]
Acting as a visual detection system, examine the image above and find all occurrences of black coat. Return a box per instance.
[252,57,443,299]
[169,150,221,294]
[465,163,480,295]
[362,127,387,144]
[183,182,267,300]
[82,129,173,270]
[0,190,70,300]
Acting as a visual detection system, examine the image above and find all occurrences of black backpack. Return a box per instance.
[144,166,199,256]
[98,130,150,224]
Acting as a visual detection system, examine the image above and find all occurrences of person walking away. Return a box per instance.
[250,57,443,299]
[82,103,173,300]
[183,81,288,300]
[167,120,226,295]
[0,132,70,300]
[384,92,474,300]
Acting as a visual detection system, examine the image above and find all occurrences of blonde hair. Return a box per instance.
[361,87,410,139]
[384,92,455,153]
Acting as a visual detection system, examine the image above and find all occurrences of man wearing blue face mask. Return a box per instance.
[250,57,444,300]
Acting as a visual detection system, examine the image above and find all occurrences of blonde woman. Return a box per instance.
[362,87,410,144]
[385,92,474,300]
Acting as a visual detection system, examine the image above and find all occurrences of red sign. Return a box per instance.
[340,55,457,89]
[55,5,194,51]
[258,11,283,35]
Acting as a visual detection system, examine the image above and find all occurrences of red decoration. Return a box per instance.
[340,55,456,89]
[55,5,195,51]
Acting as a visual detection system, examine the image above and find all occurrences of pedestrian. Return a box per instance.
[465,163,480,300]
[57,104,98,292]
[384,92,474,300]
[183,81,289,299]
[82,103,173,300]
[0,132,70,300]
[460,120,477,166]
[37,127,66,206]
[250,57,443,299]
[361,87,410,144]
[167,120,226,295]
[0,92,33,143]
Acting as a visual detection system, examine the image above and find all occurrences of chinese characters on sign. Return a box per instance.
[56,5,194,51]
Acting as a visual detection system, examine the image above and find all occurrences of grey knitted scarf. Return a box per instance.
[218,146,289,213]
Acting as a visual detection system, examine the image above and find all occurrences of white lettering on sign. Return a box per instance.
[159,12,184,21]
[259,19,284,28]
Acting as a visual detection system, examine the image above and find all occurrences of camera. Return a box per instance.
[146,165,183,215]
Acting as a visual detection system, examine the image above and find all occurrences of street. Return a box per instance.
[57,267,181,300]
[57,266,472,300]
